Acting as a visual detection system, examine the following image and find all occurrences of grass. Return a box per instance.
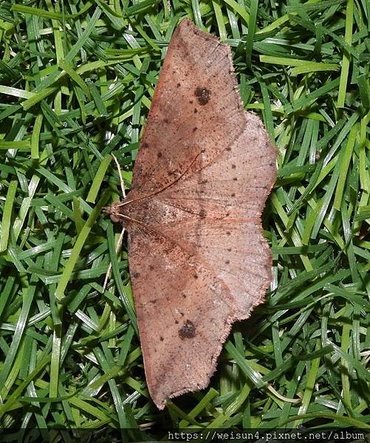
[0,0,370,440]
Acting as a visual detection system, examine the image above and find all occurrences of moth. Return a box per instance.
[107,19,276,409]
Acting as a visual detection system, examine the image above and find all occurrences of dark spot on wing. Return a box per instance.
[157,152,162,158]
[168,169,179,177]
[160,336,164,341]
[199,209,207,218]
[194,87,211,105]
[178,320,196,339]
[193,273,198,279]
[232,164,236,169]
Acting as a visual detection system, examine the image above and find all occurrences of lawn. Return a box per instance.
[0,0,369,441]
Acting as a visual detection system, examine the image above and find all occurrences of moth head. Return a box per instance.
[103,203,124,223]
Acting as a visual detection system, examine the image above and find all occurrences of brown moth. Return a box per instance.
[107,19,276,409]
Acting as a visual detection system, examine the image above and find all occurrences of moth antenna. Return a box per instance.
[119,150,202,208]
[103,227,126,290]
[112,154,126,199]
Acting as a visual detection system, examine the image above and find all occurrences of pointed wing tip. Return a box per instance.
[151,371,215,411]
[177,17,193,28]
[176,17,221,44]
[177,17,200,32]
[153,397,167,410]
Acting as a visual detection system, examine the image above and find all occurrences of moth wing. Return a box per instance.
[128,227,237,409]
[130,19,246,197]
